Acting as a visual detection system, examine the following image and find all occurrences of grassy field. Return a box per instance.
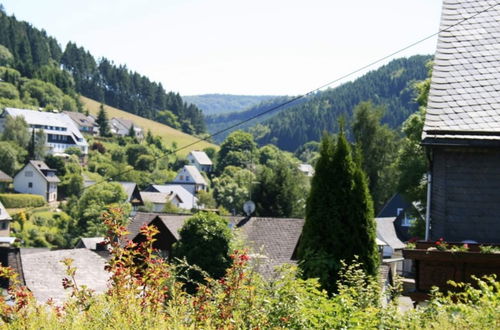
[81,96,217,156]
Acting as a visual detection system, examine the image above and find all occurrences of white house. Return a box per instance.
[187,150,213,173]
[110,117,143,138]
[14,161,60,202]
[171,165,208,194]
[0,108,89,155]
[140,191,183,212]
[145,184,198,210]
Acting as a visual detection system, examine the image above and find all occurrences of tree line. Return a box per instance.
[0,7,205,135]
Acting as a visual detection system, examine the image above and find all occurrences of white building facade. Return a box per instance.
[14,161,60,202]
[0,108,89,155]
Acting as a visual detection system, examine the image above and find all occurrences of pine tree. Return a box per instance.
[297,130,379,294]
[128,124,136,137]
[96,103,110,137]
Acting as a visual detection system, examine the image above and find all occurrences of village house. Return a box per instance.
[421,0,500,244]
[186,150,213,173]
[140,191,183,212]
[110,117,143,139]
[143,184,198,210]
[0,170,12,192]
[84,180,144,214]
[63,111,97,135]
[0,108,89,155]
[171,165,208,194]
[14,160,60,202]
[128,213,305,277]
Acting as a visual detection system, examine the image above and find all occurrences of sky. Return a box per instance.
[1,0,442,96]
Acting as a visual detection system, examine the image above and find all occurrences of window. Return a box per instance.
[186,176,190,181]
[0,221,7,230]
[28,182,33,188]
[397,208,404,216]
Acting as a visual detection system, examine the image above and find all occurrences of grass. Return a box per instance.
[80,96,218,156]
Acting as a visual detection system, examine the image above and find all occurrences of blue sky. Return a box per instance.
[1,0,442,95]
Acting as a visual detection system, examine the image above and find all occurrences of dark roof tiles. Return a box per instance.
[423,1,500,141]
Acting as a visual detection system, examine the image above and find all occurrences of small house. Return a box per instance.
[140,191,183,212]
[171,165,208,194]
[63,111,96,134]
[110,117,143,139]
[144,184,198,210]
[187,150,213,173]
[377,193,423,242]
[298,164,314,177]
[14,161,60,202]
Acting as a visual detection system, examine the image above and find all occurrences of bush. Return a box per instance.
[0,193,45,208]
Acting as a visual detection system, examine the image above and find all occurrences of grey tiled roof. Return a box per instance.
[127,213,304,278]
[29,160,60,183]
[423,0,500,141]
[21,249,109,304]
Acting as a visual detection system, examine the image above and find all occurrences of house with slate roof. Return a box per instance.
[422,0,500,243]
[128,212,304,278]
[14,161,60,202]
[171,165,208,194]
[63,111,97,134]
[110,117,143,139]
[187,150,213,173]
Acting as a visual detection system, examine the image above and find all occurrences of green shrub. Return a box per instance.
[0,193,45,208]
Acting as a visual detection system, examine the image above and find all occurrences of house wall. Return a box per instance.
[430,147,500,243]
[14,164,48,200]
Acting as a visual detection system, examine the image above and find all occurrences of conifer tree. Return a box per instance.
[96,103,110,137]
[297,130,379,294]
[128,124,136,137]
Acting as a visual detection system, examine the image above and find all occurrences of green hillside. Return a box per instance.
[81,96,217,156]
[209,55,431,151]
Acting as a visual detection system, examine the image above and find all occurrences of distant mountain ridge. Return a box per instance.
[207,55,432,151]
[183,94,278,116]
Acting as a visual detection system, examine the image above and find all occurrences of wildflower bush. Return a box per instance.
[0,207,500,329]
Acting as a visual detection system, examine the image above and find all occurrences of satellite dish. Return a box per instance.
[243,201,256,216]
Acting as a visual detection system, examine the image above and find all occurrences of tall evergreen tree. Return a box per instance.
[128,124,136,138]
[96,103,110,137]
[297,130,379,294]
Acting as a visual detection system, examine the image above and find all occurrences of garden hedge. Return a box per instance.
[0,193,45,208]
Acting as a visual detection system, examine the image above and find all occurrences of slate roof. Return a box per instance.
[63,111,95,128]
[127,213,304,278]
[375,217,406,250]
[0,170,12,183]
[189,151,213,166]
[21,249,109,303]
[27,160,60,183]
[423,0,500,143]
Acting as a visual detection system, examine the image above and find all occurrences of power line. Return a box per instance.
[83,1,499,191]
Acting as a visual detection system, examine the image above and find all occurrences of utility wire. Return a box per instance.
[83,1,499,190]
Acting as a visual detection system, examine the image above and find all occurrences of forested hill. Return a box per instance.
[251,55,432,151]
[183,94,278,116]
[206,96,305,143]
[0,8,205,135]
